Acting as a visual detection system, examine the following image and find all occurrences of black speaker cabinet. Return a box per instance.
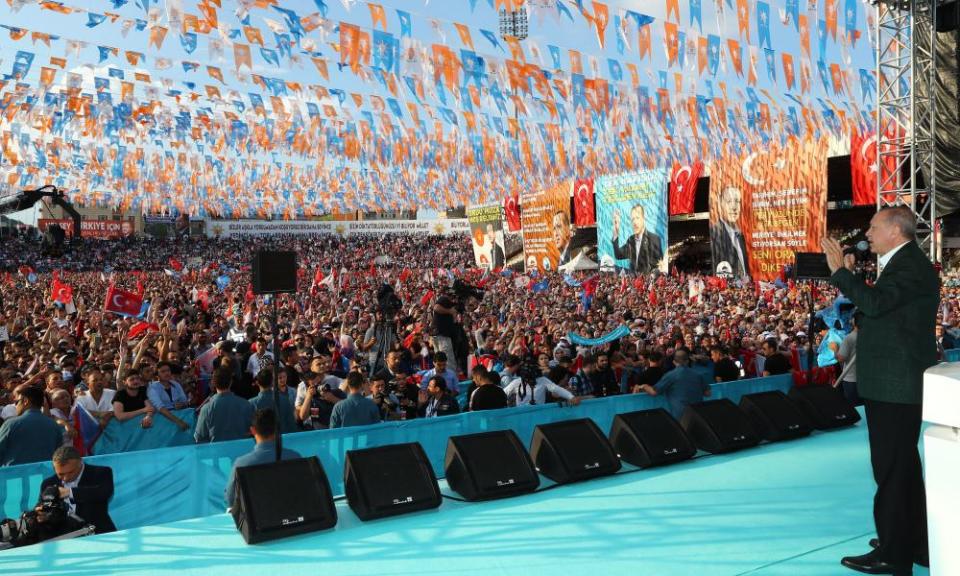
[529,418,621,484]
[344,442,441,521]
[252,251,298,294]
[444,430,539,501]
[681,399,760,454]
[739,391,813,442]
[788,386,861,430]
[232,456,337,544]
[609,408,697,468]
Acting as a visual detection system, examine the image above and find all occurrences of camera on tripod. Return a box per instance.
[450,279,486,312]
[376,284,403,319]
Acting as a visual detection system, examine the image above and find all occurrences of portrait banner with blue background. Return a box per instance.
[595,170,669,274]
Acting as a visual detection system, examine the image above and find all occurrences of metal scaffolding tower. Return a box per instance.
[876,0,939,261]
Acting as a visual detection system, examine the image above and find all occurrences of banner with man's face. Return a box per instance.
[595,169,669,274]
[520,180,571,273]
[709,136,828,280]
[466,203,507,270]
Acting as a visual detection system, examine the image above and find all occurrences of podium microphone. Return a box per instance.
[843,240,870,256]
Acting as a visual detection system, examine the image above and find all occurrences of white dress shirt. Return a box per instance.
[63,463,85,515]
[73,389,117,415]
[876,241,909,278]
[503,376,574,406]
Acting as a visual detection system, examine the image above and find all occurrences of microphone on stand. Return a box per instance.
[842,240,870,256]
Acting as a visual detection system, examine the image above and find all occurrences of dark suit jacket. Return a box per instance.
[40,463,117,534]
[829,241,939,404]
[611,230,662,273]
[710,221,749,277]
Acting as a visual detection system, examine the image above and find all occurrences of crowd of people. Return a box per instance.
[0,231,957,468]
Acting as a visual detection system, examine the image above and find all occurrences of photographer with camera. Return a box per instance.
[430,280,485,378]
[2,444,115,549]
[364,284,403,376]
[40,446,115,534]
[369,371,401,420]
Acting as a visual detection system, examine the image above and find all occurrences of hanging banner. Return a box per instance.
[38,219,134,239]
[466,203,506,269]
[520,180,572,273]
[709,136,828,281]
[595,170,669,274]
[204,219,469,238]
[567,325,631,346]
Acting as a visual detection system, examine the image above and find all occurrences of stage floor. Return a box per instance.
[0,414,931,576]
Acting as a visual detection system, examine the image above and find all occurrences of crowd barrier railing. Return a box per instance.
[0,375,792,533]
[944,348,960,363]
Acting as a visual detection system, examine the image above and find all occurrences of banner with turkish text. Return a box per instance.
[520,180,571,273]
[38,219,133,239]
[466,204,507,270]
[595,170,669,274]
[709,136,828,281]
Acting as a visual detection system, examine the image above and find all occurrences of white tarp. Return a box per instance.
[205,218,469,238]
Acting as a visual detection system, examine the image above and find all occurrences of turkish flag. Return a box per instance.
[850,128,877,206]
[573,178,596,226]
[503,195,521,232]
[51,278,73,305]
[669,161,703,215]
[104,285,143,317]
[168,258,184,272]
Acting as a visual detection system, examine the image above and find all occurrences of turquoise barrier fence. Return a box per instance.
[94,409,197,455]
[0,375,791,532]
[945,349,960,363]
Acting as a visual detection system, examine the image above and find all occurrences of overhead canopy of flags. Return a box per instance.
[0,0,874,218]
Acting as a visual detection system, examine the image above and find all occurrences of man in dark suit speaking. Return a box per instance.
[823,206,938,575]
[40,446,116,534]
[710,186,749,277]
[610,204,662,273]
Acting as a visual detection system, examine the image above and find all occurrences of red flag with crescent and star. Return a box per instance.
[504,194,521,231]
[51,271,73,305]
[669,161,702,215]
[573,178,596,226]
[104,284,144,317]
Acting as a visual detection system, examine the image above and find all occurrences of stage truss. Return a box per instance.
[876,0,939,261]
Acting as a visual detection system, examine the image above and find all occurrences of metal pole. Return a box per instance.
[272,295,282,461]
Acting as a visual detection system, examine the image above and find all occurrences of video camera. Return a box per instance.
[0,486,92,549]
[376,283,403,318]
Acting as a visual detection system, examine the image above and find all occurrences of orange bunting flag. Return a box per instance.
[736,0,751,42]
[799,15,810,57]
[825,0,838,40]
[39,67,57,86]
[782,53,795,90]
[727,39,743,77]
[207,66,224,83]
[505,37,525,62]
[747,47,758,86]
[664,22,679,67]
[638,22,652,60]
[244,26,264,46]
[368,3,387,30]
[830,62,844,94]
[591,2,609,48]
[454,23,474,50]
[568,49,583,74]
[233,43,252,72]
[665,0,681,23]
[311,57,329,80]
[49,56,66,68]
[125,51,141,66]
[148,26,168,49]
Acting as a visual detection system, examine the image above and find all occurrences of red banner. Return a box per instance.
[503,194,521,232]
[573,178,596,226]
[104,285,143,316]
[669,161,703,215]
[38,219,133,239]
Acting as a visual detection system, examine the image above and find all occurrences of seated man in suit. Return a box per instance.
[610,203,663,273]
[40,445,116,534]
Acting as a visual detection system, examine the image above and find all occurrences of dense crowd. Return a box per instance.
[0,232,957,466]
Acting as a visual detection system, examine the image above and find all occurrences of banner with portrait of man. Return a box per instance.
[709,136,828,281]
[466,203,507,270]
[595,170,669,274]
[520,180,572,273]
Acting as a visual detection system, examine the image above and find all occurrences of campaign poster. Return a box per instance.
[595,169,669,274]
[519,180,571,273]
[709,136,827,281]
[466,203,507,270]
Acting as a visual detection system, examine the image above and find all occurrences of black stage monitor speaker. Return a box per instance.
[788,386,861,430]
[232,456,337,544]
[529,418,621,484]
[344,442,441,521]
[609,408,697,468]
[445,430,540,501]
[739,391,813,442]
[252,251,298,294]
[681,399,760,454]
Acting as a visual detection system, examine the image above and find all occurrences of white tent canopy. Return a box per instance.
[558,251,598,272]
